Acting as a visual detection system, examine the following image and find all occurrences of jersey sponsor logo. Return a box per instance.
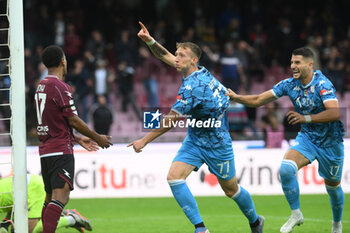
[176,98,188,104]
[320,89,333,96]
[37,125,49,135]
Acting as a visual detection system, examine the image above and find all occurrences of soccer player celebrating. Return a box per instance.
[128,22,264,233]
[0,174,91,233]
[226,47,345,233]
[35,45,112,233]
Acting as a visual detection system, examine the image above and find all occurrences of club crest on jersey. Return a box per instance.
[320,89,333,96]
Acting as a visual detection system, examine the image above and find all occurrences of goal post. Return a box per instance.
[8,0,28,231]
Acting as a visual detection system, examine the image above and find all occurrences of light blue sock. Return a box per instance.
[168,179,203,225]
[280,160,300,210]
[326,184,344,222]
[231,185,258,223]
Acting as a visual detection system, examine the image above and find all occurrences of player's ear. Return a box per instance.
[61,57,66,67]
[192,56,199,66]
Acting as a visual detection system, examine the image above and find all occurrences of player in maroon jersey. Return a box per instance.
[34,45,112,233]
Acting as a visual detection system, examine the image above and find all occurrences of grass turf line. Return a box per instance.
[53,194,350,233]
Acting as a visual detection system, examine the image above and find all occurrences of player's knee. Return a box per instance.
[166,171,184,181]
[279,160,298,179]
[224,190,236,198]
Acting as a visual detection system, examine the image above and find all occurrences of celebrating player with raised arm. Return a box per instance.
[35,45,112,233]
[226,47,345,233]
[128,22,264,233]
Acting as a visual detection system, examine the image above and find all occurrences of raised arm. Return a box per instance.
[137,21,176,67]
[226,88,277,107]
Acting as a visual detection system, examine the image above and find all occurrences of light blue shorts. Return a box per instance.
[173,136,236,180]
[290,133,344,181]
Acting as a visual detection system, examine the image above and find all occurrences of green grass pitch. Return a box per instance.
[55,194,349,233]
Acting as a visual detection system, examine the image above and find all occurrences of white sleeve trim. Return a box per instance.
[323,98,338,103]
[270,89,279,98]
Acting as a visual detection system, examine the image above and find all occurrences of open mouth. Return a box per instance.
[293,70,300,76]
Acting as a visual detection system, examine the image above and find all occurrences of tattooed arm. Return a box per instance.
[137,21,176,67]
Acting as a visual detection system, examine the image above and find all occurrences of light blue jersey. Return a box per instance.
[171,66,231,149]
[272,70,345,148]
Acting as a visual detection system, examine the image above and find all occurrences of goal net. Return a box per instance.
[0,0,28,232]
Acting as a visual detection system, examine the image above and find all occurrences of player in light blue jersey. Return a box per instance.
[226,47,345,233]
[128,22,264,233]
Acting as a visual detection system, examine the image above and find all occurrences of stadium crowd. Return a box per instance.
[0,0,350,145]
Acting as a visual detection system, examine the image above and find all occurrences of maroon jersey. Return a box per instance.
[35,75,77,157]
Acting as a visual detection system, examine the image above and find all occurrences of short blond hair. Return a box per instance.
[176,42,202,60]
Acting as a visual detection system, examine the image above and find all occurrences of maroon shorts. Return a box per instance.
[40,154,75,194]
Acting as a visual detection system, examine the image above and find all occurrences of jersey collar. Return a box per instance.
[45,75,59,79]
[183,66,205,80]
[301,71,316,89]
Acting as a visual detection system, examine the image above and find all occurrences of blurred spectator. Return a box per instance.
[54,11,65,47]
[35,5,54,47]
[91,95,114,135]
[324,46,345,94]
[225,18,241,42]
[86,29,106,61]
[93,59,114,101]
[226,102,249,140]
[64,23,82,66]
[203,42,247,93]
[248,22,267,51]
[139,47,164,108]
[261,102,284,148]
[114,29,137,66]
[115,61,142,121]
[306,36,322,70]
[236,40,254,90]
[66,59,92,122]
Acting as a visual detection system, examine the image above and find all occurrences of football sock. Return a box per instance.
[168,179,203,225]
[280,160,300,210]
[32,216,75,233]
[41,202,48,226]
[326,184,344,222]
[43,200,64,233]
[231,185,258,224]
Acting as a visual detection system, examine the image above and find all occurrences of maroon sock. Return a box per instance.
[41,202,48,226]
[43,200,64,233]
